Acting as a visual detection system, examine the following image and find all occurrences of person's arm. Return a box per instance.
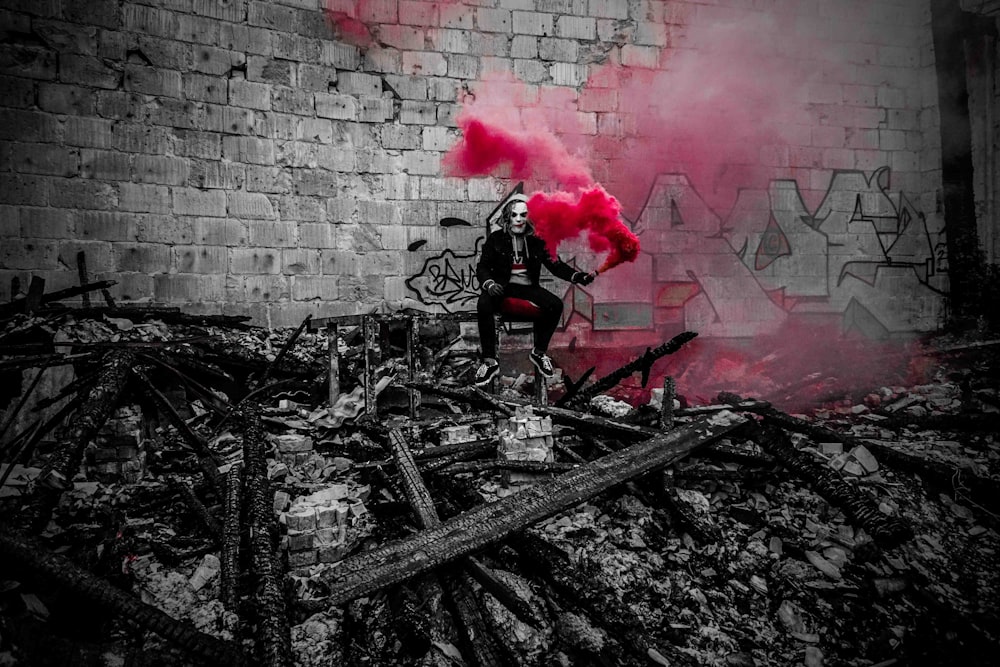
[477,234,505,296]
[538,240,595,285]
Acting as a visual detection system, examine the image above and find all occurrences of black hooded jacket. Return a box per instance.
[475,229,578,288]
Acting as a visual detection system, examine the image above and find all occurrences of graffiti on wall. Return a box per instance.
[404,167,948,339]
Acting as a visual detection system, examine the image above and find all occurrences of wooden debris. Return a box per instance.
[315,411,746,607]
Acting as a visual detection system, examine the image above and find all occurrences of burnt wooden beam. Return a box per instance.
[719,391,1000,515]
[256,314,311,388]
[170,479,223,548]
[21,349,135,533]
[241,407,293,667]
[388,429,541,630]
[221,465,243,612]
[556,331,698,407]
[406,382,514,416]
[0,279,119,317]
[314,411,746,607]
[0,530,244,665]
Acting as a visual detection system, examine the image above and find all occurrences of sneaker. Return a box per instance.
[474,358,500,386]
[529,350,554,378]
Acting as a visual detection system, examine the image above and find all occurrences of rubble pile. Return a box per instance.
[0,298,998,666]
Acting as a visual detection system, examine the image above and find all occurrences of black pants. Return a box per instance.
[477,283,564,359]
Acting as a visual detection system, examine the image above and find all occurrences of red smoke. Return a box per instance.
[443,115,593,190]
[527,187,640,273]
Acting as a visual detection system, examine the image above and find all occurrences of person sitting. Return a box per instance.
[473,194,595,386]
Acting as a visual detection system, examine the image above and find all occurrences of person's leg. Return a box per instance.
[476,291,501,359]
[519,286,563,353]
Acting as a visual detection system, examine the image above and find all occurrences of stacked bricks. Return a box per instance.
[84,405,146,484]
[275,483,370,569]
[497,405,554,487]
[0,0,945,338]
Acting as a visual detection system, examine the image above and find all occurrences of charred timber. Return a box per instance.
[406,381,514,416]
[441,571,515,667]
[0,530,244,665]
[241,407,294,667]
[221,465,242,612]
[21,349,135,533]
[256,315,311,388]
[314,411,746,607]
[170,479,223,547]
[751,420,913,547]
[387,429,541,630]
[557,331,698,407]
[720,392,1000,515]
[439,460,577,475]
[0,280,117,317]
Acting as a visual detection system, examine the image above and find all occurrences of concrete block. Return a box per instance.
[112,124,172,156]
[154,273,226,302]
[11,143,79,177]
[589,0,627,17]
[222,136,275,165]
[183,73,228,103]
[173,245,228,274]
[384,74,429,101]
[248,220,296,246]
[0,75,37,109]
[291,275,339,301]
[172,188,226,217]
[38,83,96,115]
[229,79,271,111]
[512,10,553,36]
[402,51,447,76]
[187,160,245,190]
[476,7,511,32]
[298,222,337,248]
[399,0,438,26]
[440,2,472,28]
[20,207,74,239]
[378,24,424,51]
[444,54,476,79]
[0,238,58,270]
[247,56,294,88]
[294,63,334,92]
[123,65,182,98]
[133,155,189,185]
[114,243,170,272]
[0,44,57,80]
[516,59,548,83]
[248,0,298,31]
[321,250,360,275]
[230,247,281,274]
[272,86,314,115]
[246,166,291,193]
[191,217,247,246]
[399,100,436,125]
[50,179,117,210]
[242,274,289,302]
[620,44,658,68]
[430,29,470,54]
[539,37,578,62]
[229,192,276,219]
[510,35,538,59]
[317,146,357,172]
[75,211,141,242]
[556,14,595,39]
[315,92,357,120]
[79,149,129,181]
[281,248,320,275]
[192,45,244,76]
[420,176,467,201]
[59,54,119,89]
[358,97,393,123]
[172,130,219,160]
[362,46,402,75]
[402,150,440,176]
[278,196,325,222]
[57,240,113,273]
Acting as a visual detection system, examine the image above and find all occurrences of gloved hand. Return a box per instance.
[572,271,596,286]
[483,279,504,296]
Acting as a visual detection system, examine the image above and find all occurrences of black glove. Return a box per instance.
[483,279,504,296]
[572,271,595,286]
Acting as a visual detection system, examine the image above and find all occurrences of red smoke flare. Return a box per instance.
[443,115,592,190]
[527,186,640,273]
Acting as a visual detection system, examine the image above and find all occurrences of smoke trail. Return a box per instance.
[526,187,640,273]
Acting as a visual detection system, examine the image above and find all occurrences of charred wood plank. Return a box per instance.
[557,331,698,407]
[241,407,293,667]
[0,530,244,665]
[21,350,134,533]
[748,419,913,547]
[441,572,515,667]
[406,381,514,416]
[315,411,746,607]
[719,391,1000,516]
[388,429,541,630]
[0,280,118,317]
[221,465,243,612]
[438,460,577,475]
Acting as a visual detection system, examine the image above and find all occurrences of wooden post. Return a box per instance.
[76,251,91,308]
[660,376,676,429]
[533,374,547,406]
[327,322,339,410]
[406,316,420,420]
[363,315,379,417]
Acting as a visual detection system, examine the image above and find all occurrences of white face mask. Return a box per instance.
[509,202,529,235]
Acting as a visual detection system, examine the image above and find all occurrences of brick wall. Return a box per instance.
[0,0,947,338]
